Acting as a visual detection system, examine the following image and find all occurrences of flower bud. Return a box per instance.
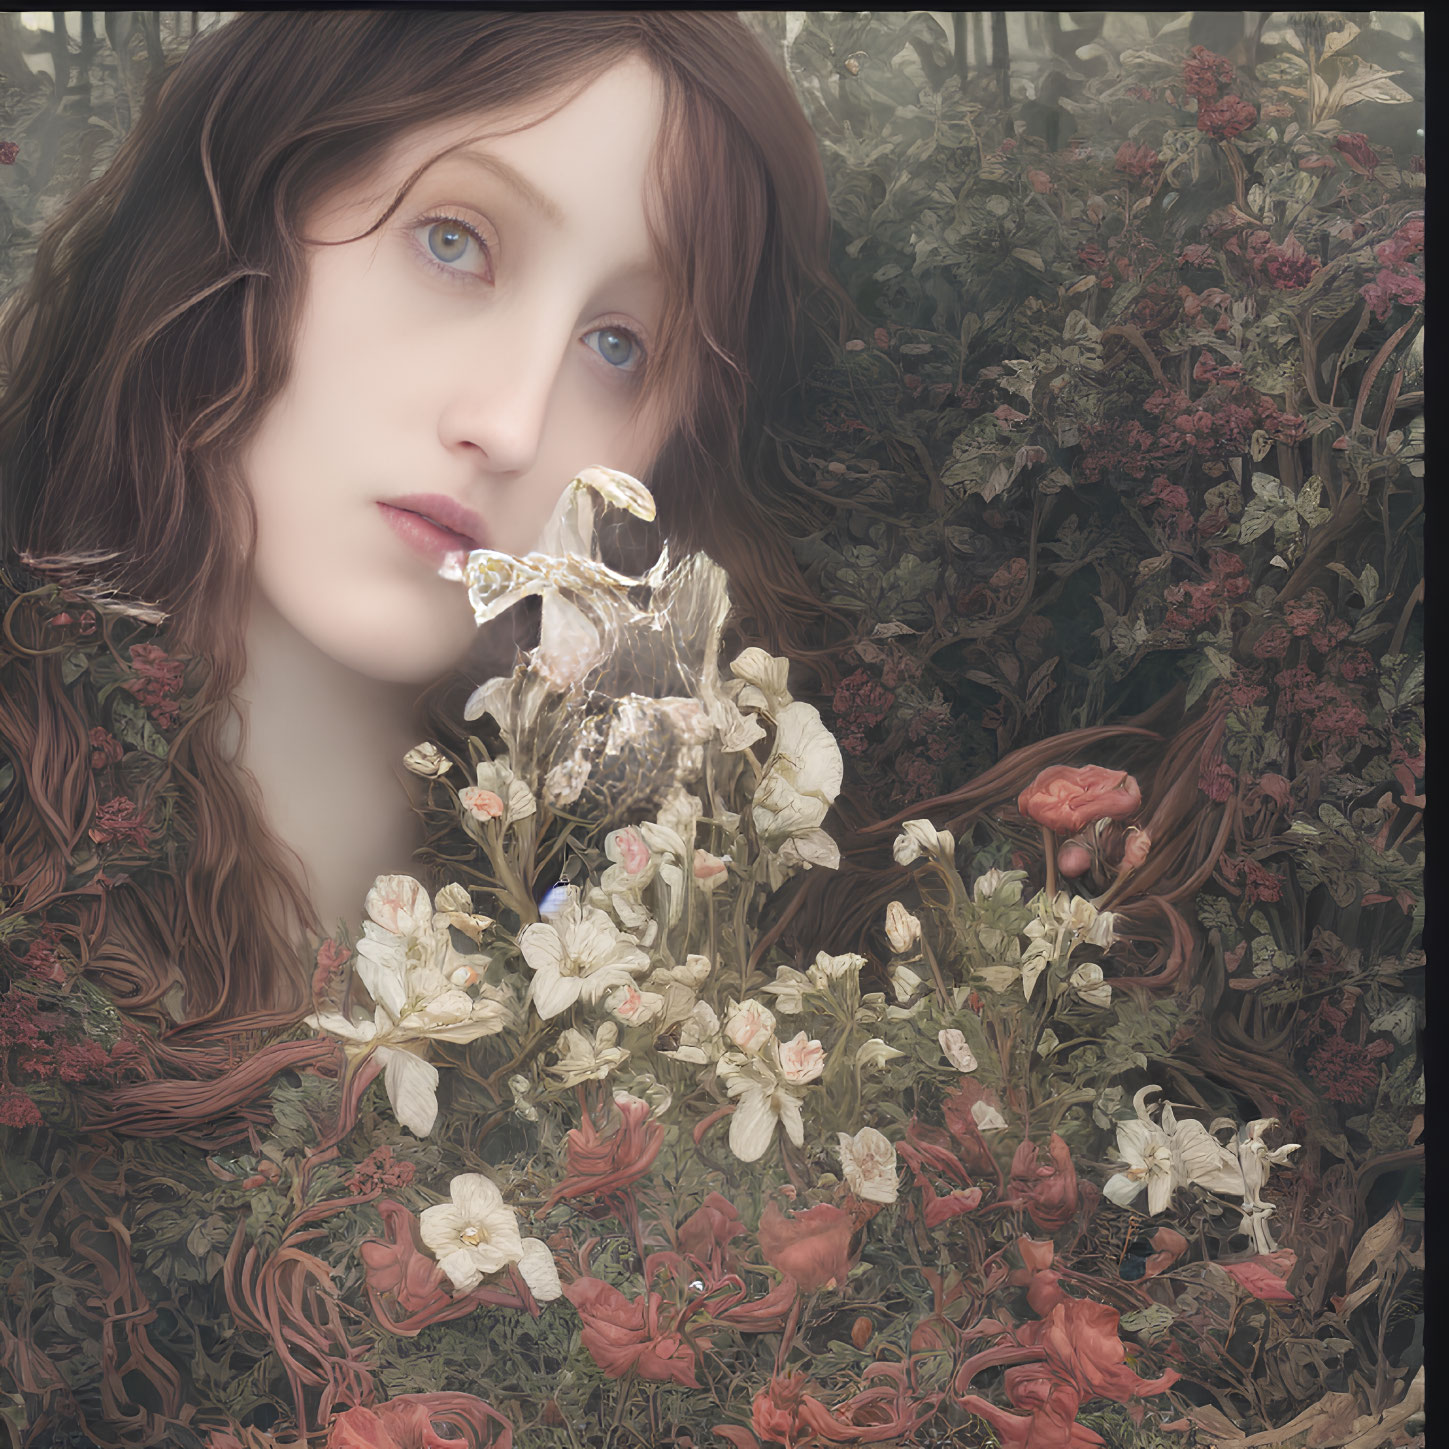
[403,742,452,777]
[884,901,922,953]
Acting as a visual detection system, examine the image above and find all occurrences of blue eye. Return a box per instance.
[585,326,644,373]
[414,215,491,282]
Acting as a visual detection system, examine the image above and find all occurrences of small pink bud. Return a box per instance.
[1057,842,1093,878]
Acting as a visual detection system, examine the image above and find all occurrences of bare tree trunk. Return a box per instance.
[140,11,165,78]
[953,13,968,86]
[105,11,135,133]
[76,11,96,115]
[49,12,70,96]
[971,12,987,75]
[991,11,1010,109]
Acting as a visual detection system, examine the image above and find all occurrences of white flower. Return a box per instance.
[1104,1113,1176,1215]
[600,827,655,896]
[307,875,511,1136]
[939,1028,978,1073]
[547,1023,630,1087]
[973,867,1027,904]
[606,982,666,1025]
[1103,1087,1244,1215]
[892,819,955,866]
[751,702,843,862]
[692,849,731,891]
[971,1100,1008,1133]
[466,759,536,825]
[403,742,452,778]
[431,881,496,945]
[723,999,777,1054]
[837,1127,898,1204]
[807,950,865,988]
[1069,962,1112,1008]
[855,1037,904,1071]
[884,901,921,953]
[1234,1117,1301,1253]
[776,1031,825,1084]
[419,1174,526,1292]
[517,1237,564,1302]
[759,965,811,1015]
[518,889,650,1020]
[889,964,925,1003]
[647,954,712,991]
[729,647,793,718]
[662,1000,723,1065]
[708,693,768,753]
[718,1054,805,1163]
[508,1074,538,1122]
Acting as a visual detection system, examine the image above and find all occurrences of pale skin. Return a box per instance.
[229,59,675,933]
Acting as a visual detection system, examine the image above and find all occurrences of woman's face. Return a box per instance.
[242,58,674,684]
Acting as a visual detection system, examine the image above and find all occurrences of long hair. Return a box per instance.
[0,12,845,1042]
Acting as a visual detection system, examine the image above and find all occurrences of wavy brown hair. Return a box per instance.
[0,12,845,1100]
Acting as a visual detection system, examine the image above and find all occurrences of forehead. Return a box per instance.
[322,57,667,258]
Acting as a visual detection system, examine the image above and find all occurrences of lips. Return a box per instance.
[378,493,490,566]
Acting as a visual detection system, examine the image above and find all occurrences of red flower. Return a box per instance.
[88,796,153,850]
[678,1192,746,1280]
[1008,1134,1080,1233]
[898,1120,984,1228]
[359,1200,456,1329]
[325,1408,404,1449]
[1113,142,1160,182]
[1333,131,1379,173]
[1197,94,1257,141]
[956,1388,1101,1449]
[89,726,124,770]
[751,1365,936,1446]
[544,1094,664,1207]
[1182,45,1235,101]
[1023,1296,1180,1403]
[563,1277,698,1386]
[1018,765,1142,834]
[0,141,18,165]
[757,1200,856,1292]
[1027,169,1054,194]
[0,1085,42,1129]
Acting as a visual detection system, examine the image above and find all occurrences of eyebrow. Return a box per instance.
[442,147,566,229]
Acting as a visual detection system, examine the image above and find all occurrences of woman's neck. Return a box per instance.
[229,592,426,938]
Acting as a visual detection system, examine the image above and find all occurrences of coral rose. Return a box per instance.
[1017,765,1142,834]
[544,1094,663,1207]
[757,1200,856,1292]
[325,1407,403,1449]
[563,1277,699,1387]
[1197,94,1257,141]
[1009,1134,1080,1233]
[678,1192,746,1279]
[1024,1295,1180,1402]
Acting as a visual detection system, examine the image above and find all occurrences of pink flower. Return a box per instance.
[1027,169,1054,194]
[0,141,19,166]
[545,1094,663,1207]
[88,796,153,850]
[1056,842,1092,878]
[359,1200,457,1331]
[678,1192,745,1280]
[458,786,505,820]
[1114,142,1160,182]
[608,826,651,876]
[1008,1134,1080,1233]
[1018,765,1142,834]
[1120,829,1151,872]
[777,1031,825,1084]
[1024,1296,1180,1402]
[325,1407,404,1449]
[563,1277,699,1386]
[757,1200,856,1292]
[1197,94,1257,141]
[693,848,729,886]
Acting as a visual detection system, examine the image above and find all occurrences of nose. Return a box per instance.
[435,315,566,478]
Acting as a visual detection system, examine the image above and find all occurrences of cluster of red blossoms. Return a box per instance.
[1162,550,1253,632]
[123,642,186,730]
[1113,140,1161,183]
[1182,45,1258,141]
[346,1144,416,1197]
[1361,216,1425,321]
[88,794,153,851]
[1225,229,1321,290]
